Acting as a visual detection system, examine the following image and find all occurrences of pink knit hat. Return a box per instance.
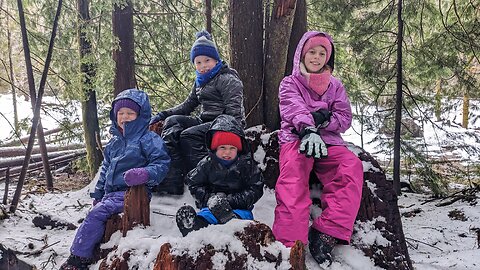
[301,35,332,62]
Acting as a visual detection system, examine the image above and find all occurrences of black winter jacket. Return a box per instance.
[160,62,246,127]
[187,115,264,209]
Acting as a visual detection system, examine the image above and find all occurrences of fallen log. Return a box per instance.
[0,151,86,181]
[0,142,99,158]
[2,127,63,147]
[1,157,79,181]
[0,149,83,169]
[152,221,290,270]
[32,212,77,230]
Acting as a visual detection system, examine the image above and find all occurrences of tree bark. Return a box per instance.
[393,0,403,196]
[229,0,264,127]
[6,4,19,133]
[263,0,297,130]
[285,0,306,76]
[462,90,469,128]
[122,185,150,236]
[0,142,89,157]
[13,0,54,191]
[205,0,212,33]
[0,150,83,169]
[78,0,103,177]
[2,168,9,205]
[434,79,441,121]
[10,0,62,213]
[113,0,136,97]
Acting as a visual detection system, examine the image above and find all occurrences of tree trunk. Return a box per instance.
[205,0,212,33]
[13,0,54,191]
[6,7,19,133]
[78,0,103,177]
[112,0,136,97]
[122,185,150,236]
[263,0,297,130]
[229,0,264,127]
[10,0,63,213]
[393,0,404,196]
[462,90,469,128]
[434,79,441,121]
[285,0,306,76]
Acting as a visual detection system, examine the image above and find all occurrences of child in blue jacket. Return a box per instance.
[60,88,170,270]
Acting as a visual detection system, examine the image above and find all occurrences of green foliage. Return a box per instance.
[307,0,479,193]
[403,141,448,196]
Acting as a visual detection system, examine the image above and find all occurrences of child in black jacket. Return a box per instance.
[175,114,264,236]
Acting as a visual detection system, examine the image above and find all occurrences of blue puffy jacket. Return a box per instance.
[90,89,170,200]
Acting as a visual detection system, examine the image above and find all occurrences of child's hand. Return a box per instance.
[208,193,236,224]
[124,168,149,186]
[93,199,101,206]
[311,109,331,128]
[298,127,328,159]
[149,112,167,125]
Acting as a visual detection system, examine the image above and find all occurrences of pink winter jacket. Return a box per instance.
[278,31,352,146]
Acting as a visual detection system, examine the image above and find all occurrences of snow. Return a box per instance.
[1,94,480,269]
[0,94,82,142]
[1,176,479,269]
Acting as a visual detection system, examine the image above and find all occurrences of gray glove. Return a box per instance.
[299,127,328,159]
[207,193,236,224]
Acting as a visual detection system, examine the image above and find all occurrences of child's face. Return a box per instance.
[303,45,328,73]
[194,55,218,74]
[215,145,238,161]
[116,107,138,130]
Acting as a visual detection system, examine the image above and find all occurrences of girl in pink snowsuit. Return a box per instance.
[273,31,363,264]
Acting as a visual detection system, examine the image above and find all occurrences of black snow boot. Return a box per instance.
[59,254,92,270]
[207,193,237,224]
[176,205,209,236]
[308,227,337,265]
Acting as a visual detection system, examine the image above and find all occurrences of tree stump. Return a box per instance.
[122,184,150,236]
[95,185,150,267]
[152,243,178,270]
[245,126,413,269]
[289,240,306,270]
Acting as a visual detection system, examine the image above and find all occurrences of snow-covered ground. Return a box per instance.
[0,178,478,269]
[1,94,479,269]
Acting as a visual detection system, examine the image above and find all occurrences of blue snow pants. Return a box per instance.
[70,191,125,258]
[197,208,254,225]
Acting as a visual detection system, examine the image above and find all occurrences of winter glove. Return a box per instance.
[124,167,149,186]
[149,112,167,126]
[92,199,101,206]
[299,127,328,159]
[311,109,331,129]
[207,193,236,224]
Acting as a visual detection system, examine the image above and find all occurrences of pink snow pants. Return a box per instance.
[273,141,363,247]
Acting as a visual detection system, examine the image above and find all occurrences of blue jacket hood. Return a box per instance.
[109,88,151,139]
